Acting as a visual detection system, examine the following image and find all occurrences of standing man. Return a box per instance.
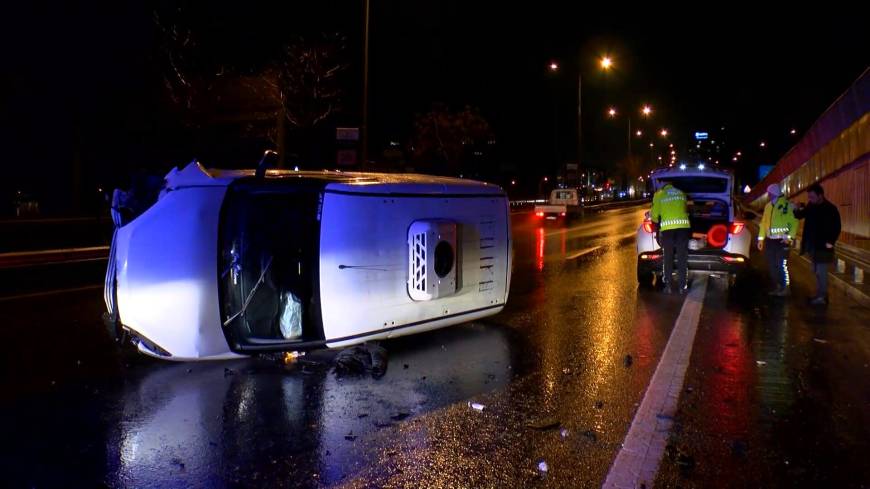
[794,183,841,305]
[757,183,799,296]
[651,180,691,293]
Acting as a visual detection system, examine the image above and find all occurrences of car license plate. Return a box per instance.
[689,239,703,250]
[546,216,557,220]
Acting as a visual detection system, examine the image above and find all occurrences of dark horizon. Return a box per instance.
[2,2,867,213]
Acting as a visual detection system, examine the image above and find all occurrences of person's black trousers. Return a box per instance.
[660,228,690,288]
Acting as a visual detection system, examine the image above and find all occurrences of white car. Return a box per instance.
[104,161,512,361]
[636,165,751,287]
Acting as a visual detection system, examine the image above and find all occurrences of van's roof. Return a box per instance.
[164,161,505,196]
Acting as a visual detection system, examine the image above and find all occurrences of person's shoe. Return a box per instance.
[679,284,689,294]
[770,287,790,297]
[767,286,783,296]
[808,296,827,305]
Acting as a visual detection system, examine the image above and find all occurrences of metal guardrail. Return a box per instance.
[0,246,110,269]
[509,198,649,209]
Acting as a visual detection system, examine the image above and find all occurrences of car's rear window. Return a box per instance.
[662,177,728,194]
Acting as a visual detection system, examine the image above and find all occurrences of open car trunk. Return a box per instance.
[218,180,324,352]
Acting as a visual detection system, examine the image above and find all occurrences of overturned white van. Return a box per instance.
[104,161,512,361]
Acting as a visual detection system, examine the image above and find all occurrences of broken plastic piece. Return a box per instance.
[537,460,549,473]
[526,418,561,431]
[468,402,485,412]
[560,428,569,439]
[283,351,304,365]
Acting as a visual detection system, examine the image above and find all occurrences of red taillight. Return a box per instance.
[535,211,544,218]
[640,253,662,260]
[642,220,654,233]
[560,212,566,217]
[707,224,728,248]
[730,221,745,235]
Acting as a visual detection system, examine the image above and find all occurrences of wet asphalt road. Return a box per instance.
[1,204,868,488]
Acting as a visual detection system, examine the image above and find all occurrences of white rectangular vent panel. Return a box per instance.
[408,220,457,301]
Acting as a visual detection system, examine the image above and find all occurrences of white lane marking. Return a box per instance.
[602,274,708,489]
[566,246,601,260]
[0,284,103,302]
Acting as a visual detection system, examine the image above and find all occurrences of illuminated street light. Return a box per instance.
[549,62,559,71]
[607,107,617,117]
[543,176,549,182]
[733,157,738,162]
[736,151,742,156]
[790,128,797,135]
[660,129,669,137]
[760,141,766,147]
[649,143,654,148]
[642,105,652,116]
[636,130,643,137]
[600,56,613,70]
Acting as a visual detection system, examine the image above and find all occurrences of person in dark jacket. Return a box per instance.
[794,183,841,305]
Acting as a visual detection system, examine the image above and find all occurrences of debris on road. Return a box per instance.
[390,411,410,421]
[224,367,236,377]
[582,429,597,442]
[562,367,572,375]
[813,338,828,344]
[344,433,357,441]
[333,342,389,378]
[756,360,767,366]
[526,418,561,431]
[624,354,634,367]
[468,402,486,412]
[595,400,604,409]
[283,351,305,364]
[537,460,549,475]
[560,428,569,439]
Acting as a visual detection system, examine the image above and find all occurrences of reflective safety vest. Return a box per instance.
[651,184,690,231]
[759,195,798,241]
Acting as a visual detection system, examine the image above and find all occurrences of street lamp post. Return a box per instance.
[551,55,612,189]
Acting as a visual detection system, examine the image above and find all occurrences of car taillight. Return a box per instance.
[707,224,728,248]
[535,211,544,218]
[642,220,654,233]
[722,256,746,263]
[560,212,566,217]
[730,221,745,235]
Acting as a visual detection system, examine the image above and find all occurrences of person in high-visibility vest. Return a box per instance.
[651,180,691,293]
[757,183,799,296]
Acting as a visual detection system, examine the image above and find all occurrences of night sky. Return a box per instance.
[2,2,867,212]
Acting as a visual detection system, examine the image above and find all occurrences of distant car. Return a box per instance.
[635,165,751,287]
[534,188,582,221]
[104,161,512,361]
